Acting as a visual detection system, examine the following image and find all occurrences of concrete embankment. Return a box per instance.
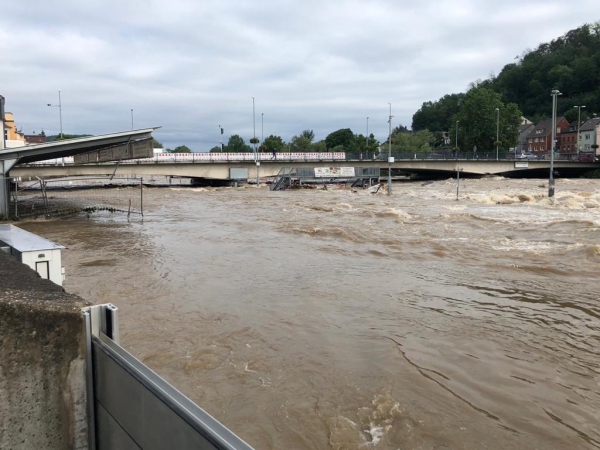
[0,251,90,450]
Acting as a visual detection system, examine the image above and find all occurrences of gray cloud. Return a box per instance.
[1,0,597,150]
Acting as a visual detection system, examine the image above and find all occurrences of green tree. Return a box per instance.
[227,134,252,153]
[152,138,164,148]
[171,145,191,153]
[263,135,285,153]
[325,128,355,150]
[290,135,312,152]
[312,140,327,152]
[450,87,521,153]
[391,129,433,153]
[412,93,464,132]
[209,146,221,153]
[300,130,315,142]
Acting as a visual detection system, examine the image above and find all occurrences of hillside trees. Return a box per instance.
[412,22,600,129]
[411,94,464,132]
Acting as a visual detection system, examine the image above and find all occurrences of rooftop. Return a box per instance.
[0,224,65,252]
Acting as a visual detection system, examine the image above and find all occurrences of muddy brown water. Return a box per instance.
[19,177,600,449]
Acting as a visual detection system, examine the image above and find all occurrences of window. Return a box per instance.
[585,134,591,139]
[541,146,545,151]
[536,129,542,134]
[535,137,539,142]
[557,127,561,133]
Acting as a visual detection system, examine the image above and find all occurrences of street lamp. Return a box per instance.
[47,90,63,138]
[495,107,500,161]
[574,105,586,153]
[261,112,264,146]
[387,103,393,195]
[219,125,224,152]
[549,89,562,197]
[131,109,134,130]
[455,120,459,153]
[252,97,258,186]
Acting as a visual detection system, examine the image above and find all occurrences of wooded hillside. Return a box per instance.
[413,22,600,131]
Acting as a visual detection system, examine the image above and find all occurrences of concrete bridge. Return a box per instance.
[11,157,600,181]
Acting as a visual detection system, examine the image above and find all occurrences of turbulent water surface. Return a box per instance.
[20,177,600,449]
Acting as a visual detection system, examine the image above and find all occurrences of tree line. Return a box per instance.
[208,128,382,154]
[412,22,600,150]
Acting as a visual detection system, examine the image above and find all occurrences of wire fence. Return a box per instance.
[6,176,144,220]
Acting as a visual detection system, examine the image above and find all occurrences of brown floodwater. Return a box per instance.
[19,177,600,449]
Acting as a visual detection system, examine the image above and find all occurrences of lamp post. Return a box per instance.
[574,105,586,154]
[549,89,562,197]
[495,107,500,160]
[131,109,134,130]
[219,125,223,152]
[455,120,459,155]
[387,103,393,195]
[366,116,369,156]
[47,90,63,138]
[252,97,258,186]
[261,113,264,145]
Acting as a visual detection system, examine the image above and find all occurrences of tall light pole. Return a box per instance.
[549,89,562,197]
[252,97,258,186]
[219,125,223,152]
[574,105,586,153]
[455,120,459,153]
[131,109,134,130]
[366,116,369,149]
[387,103,393,195]
[495,107,500,160]
[47,90,63,138]
[261,112,264,146]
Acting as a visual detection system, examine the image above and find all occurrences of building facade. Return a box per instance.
[579,118,600,155]
[518,123,534,154]
[526,116,570,156]
[3,112,26,148]
[558,124,578,156]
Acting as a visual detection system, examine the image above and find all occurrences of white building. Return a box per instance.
[0,224,66,286]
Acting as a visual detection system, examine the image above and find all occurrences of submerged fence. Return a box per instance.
[7,176,144,220]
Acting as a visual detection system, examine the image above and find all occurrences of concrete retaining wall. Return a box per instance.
[0,251,89,450]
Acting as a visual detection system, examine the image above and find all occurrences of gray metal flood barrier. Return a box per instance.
[83,304,254,450]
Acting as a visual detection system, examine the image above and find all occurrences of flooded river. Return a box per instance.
[20,177,600,449]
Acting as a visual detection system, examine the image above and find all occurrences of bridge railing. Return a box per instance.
[21,151,597,166]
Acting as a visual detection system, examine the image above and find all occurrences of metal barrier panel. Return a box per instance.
[84,305,253,450]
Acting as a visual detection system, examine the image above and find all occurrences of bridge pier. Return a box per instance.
[1,159,17,218]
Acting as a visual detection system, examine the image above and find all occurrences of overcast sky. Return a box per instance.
[1,1,597,151]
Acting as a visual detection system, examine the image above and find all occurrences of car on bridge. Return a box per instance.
[578,153,596,162]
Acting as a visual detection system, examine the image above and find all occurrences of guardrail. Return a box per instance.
[23,151,598,166]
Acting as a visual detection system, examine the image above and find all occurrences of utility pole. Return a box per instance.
[387,103,393,195]
[549,89,562,197]
[131,109,134,130]
[495,107,500,161]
